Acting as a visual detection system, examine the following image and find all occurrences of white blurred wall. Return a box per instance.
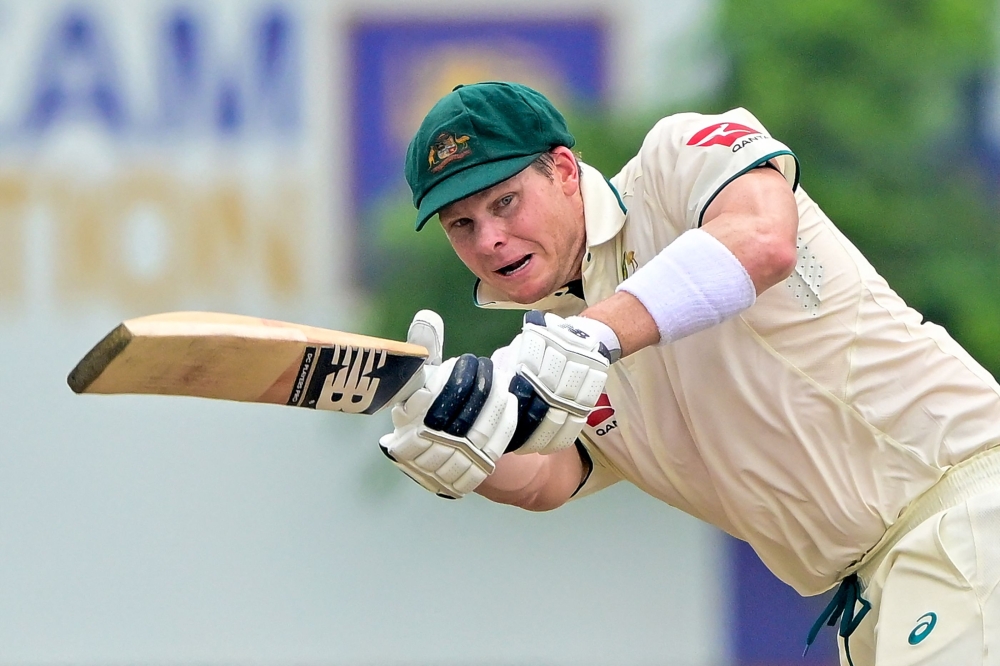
[0,1,728,664]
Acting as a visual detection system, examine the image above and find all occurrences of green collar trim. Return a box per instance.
[698,150,799,227]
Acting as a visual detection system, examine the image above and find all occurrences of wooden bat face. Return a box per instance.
[67,312,428,414]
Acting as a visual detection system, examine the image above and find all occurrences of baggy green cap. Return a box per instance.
[405,82,576,231]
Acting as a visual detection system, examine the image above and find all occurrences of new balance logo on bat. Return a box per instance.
[291,345,387,414]
[316,346,386,413]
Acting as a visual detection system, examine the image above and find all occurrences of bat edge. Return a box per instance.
[67,324,134,394]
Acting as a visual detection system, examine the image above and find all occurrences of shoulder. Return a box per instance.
[640,107,777,154]
[638,108,797,190]
[615,108,798,229]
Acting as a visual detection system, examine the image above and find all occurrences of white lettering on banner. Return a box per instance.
[0,172,306,311]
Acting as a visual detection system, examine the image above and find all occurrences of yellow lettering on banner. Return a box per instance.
[44,172,307,312]
[109,172,191,309]
[191,181,247,295]
[0,174,27,305]
[52,178,110,303]
[53,172,189,311]
[259,184,303,295]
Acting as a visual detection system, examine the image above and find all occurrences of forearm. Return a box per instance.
[475,444,586,511]
[580,166,799,359]
[580,291,658,358]
[579,229,776,359]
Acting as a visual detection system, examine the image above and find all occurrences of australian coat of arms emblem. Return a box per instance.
[428,132,471,173]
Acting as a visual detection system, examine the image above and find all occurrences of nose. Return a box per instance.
[475,217,508,254]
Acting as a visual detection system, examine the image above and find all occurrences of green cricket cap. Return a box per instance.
[405,81,576,231]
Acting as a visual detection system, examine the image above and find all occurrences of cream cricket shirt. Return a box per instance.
[474,108,1000,596]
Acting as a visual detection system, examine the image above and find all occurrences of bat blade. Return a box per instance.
[67,312,428,414]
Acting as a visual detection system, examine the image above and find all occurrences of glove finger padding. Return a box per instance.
[384,309,446,410]
[518,411,588,455]
[509,311,613,455]
[505,374,551,453]
[389,357,457,431]
[408,309,444,365]
[470,379,519,462]
[424,354,489,434]
[379,349,519,499]
[522,338,606,408]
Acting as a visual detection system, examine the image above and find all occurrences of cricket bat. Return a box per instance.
[67,312,429,414]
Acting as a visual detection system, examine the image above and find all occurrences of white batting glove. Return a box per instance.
[503,311,617,455]
[378,310,520,499]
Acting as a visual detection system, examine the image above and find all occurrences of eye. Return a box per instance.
[448,218,472,232]
[491,193,516,215]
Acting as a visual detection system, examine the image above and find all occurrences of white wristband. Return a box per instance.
[615,228,756,343]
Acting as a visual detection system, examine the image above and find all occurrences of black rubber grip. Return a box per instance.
[424,354,480,431]
[505,374,549,453]
[444,356,493,437]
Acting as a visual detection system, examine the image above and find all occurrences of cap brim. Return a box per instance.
[414,153,543,231]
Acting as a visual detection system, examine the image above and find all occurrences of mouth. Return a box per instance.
[495,254,532,277]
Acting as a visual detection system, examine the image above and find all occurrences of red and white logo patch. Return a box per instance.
[587,393,615,427]
[687,122,760,148]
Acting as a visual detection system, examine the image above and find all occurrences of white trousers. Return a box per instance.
[841,486,1000,665]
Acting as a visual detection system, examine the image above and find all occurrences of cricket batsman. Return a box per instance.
[377,81,1000,665]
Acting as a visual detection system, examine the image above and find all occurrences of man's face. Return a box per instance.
[437,147,586,305]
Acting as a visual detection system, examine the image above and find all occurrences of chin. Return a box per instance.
[509,292,539,305]
[483,279,543,305]
[509,283,553,305]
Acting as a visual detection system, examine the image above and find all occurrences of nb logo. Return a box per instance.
[559,324,590,340]
[908,613,937,645]
[291,345,385,413]
[318,346,384,413]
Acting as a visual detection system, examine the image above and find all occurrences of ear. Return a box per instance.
[550,146,580,197]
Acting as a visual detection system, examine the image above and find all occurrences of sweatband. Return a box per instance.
[615,228,756,343]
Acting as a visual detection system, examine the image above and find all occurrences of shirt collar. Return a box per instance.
[473,161,627,311]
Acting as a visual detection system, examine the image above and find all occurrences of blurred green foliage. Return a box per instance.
[368,1,1000,374]
[718,0,1000,373]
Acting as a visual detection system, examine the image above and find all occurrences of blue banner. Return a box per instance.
[349,19,607,222]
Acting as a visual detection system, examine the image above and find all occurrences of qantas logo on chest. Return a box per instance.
[586,393,618,436]
[587,393,614,426]
[687,122,763,150]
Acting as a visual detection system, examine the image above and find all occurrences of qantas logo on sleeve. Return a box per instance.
[687,122,763,149]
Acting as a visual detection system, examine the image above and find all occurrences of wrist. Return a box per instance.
[580,292,659,358]
[563,315,622,364]
[615,228,756,343]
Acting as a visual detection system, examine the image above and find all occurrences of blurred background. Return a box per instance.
[0,0,996,664]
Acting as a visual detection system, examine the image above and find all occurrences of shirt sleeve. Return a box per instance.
[638,108,800,232]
